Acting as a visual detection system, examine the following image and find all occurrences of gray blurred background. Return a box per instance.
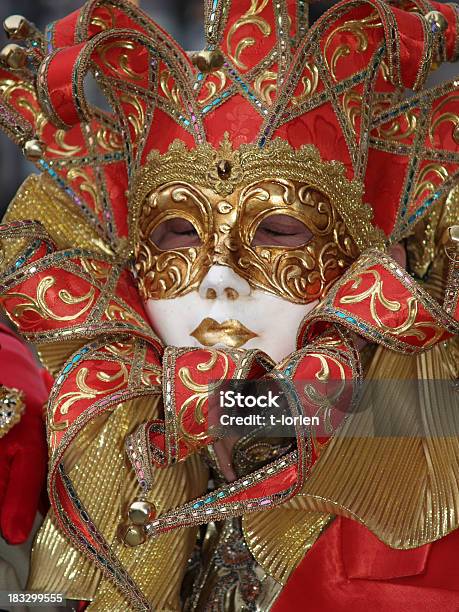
[0,0,456,217]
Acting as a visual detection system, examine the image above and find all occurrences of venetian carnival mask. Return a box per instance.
[133,137,360,359]
[2,0,448,366]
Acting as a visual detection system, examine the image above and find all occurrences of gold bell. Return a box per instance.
[191,49,224,73]
[0,43,27,70]
[448,225,459,244]
[3,15,34,40]
[119,523,147,547]
[128,500,156,526]
[424,11,448,34]
[23,139,45,161]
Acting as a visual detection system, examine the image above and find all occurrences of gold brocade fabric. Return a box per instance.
[29,398,208,610]
[3,174,112,256]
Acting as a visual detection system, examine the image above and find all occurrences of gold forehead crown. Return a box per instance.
[130,135,386,252]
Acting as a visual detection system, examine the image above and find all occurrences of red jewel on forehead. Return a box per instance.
[216,159,232,180]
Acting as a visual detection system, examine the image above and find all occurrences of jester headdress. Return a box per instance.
[0,0,459,610]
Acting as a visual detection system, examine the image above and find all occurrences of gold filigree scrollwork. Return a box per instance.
[413,163,448,201]
[8,276,96,323]
[133,138,380,250]
[413,322,446,348]
[290,62,319,106]
[90,6,117,31]
[67,168,102,213]
[198,71,227,106]
[227,0,271,70]
[135,176,360,303]
[95,127,124,152]
[428,94,459,146]
[0,79,47,135]
[47,130,84,158]
[79,258,110,281]
[133,139,381,301]
[324,12,382,81]
[140,369,162,387]
[99,40,144,82]
[136,182,213,299]
[339,269,425,337]
[0,77,113,157]
[119,94,146,141]
[253,69,277,106]
[52,363,128,420]
[379,59,390,82]
[237,179,358,302]
[376,110,418,142]
[151,250,198,296]
[105,302,143,326]
[177,351,230,446]
[159,70,183,112]
[303,353,346,454]
[105,342,136,358]
[343,91,362,134]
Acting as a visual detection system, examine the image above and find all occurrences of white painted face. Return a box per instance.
[145,264,317,362]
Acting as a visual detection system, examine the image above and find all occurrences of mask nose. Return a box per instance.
[199,265,251,300]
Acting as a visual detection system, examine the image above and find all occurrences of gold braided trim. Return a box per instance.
[284,340,459,549]
[130,137,386,253]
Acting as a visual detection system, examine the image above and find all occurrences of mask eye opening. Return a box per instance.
[251,213,313,248]
[149,216,202,250]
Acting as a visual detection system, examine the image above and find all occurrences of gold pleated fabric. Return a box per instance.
[28,398,209,610]
[243,510,333,585]
[285,341,459,549]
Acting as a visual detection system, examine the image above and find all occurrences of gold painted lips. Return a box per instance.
[190,318,258,348]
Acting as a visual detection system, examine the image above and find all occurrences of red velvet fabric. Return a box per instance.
[0,324,50,544]
[273,517,459,611]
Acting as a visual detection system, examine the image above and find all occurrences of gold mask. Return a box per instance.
[132,137,383,304]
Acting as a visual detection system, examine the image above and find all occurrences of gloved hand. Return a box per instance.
[0,324,51,544]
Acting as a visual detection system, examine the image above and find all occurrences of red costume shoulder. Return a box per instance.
[0,323,50,410]
[274,517,459,612]
[0,323,50,544]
